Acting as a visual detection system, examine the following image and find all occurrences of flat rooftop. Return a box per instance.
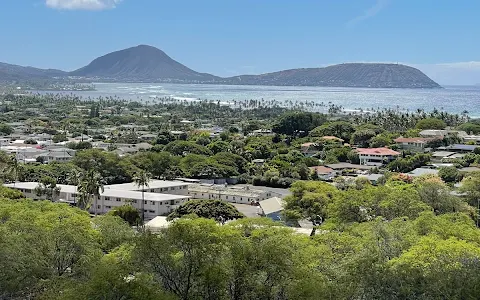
[5,182,190,202]
[105,180,190,191]
[189,184,269,198]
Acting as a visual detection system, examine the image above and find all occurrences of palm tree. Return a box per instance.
[67,169,83,186]
[6,155,20,185]
[78,170,104,214]
[34,176,61,202]
[133,170,151,224]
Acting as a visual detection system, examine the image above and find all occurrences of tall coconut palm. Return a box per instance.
[78,170,105,214]
[68,169,83,206]
[133,170,151,224]
[6,155,20,185]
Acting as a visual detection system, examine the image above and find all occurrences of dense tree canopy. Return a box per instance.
[0,123,13,135]
[416,117,447,130]
[168,199,245,223]
[310,121,355,141]
[457,122,480,134]
[272,111,327,136]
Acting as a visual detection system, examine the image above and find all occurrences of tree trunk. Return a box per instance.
[94,195,97,216]
[141,187,145,224]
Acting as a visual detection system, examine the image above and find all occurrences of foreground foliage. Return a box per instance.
[1,181,480,299]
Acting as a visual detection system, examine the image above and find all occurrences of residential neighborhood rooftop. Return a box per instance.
[394,137,437,143]
[355,147,400,156]
[259,197,284,215]
[309,165,334,174]
[408,168,439,177]
[326,163,374,170]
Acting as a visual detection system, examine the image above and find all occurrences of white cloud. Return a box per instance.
[346,0,390,27]
[45,0,122,10]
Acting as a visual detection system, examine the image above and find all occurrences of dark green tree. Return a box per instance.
[167,199,244,223]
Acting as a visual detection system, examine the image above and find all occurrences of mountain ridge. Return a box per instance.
[220,63,440,88]
[70,45,219,82]
[0,45,441,88]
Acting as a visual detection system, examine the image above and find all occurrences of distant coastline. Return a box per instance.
[30,82,480,117]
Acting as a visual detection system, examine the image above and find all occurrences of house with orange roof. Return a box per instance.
[309,165,335,181]
[300,142,319,157]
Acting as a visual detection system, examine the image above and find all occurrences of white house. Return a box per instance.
[356,148,400,166]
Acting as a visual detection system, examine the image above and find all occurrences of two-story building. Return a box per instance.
[4,180,191,220]
[356,147,400,166]
[104,180,190,195]
[394,137,438,152]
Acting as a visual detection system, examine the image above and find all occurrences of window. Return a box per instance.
[149,210,155,213]
[97,205,101,209]
[105,197,110,201]
[233,197,236,200]
[150,201,155,205]
[106,206,112,209]
[226,196,229,199]
[133,200,137,203]
[116,198,121,202]
[170,187,175,191]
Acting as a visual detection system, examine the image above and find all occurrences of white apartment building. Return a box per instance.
[4,180,190,220]
[105,180,190,195]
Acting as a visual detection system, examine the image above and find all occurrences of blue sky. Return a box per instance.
[1,0,480,84]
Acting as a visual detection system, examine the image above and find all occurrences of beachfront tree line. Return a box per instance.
[3,171,480,299]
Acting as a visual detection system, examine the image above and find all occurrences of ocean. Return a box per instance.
[42,83,480,117]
